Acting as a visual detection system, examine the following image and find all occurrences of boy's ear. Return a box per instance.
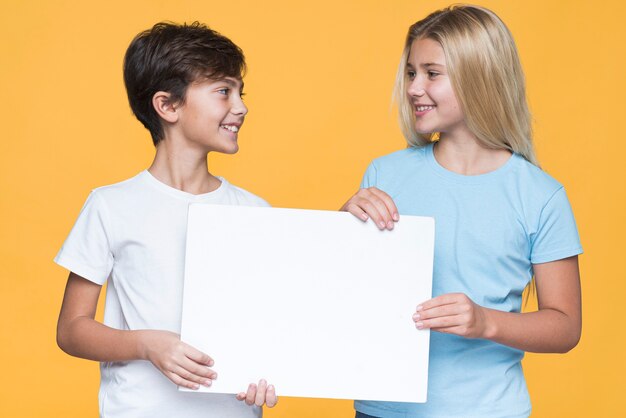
[152,91,179,123]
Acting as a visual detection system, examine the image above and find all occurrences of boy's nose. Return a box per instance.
[232,98,248,116]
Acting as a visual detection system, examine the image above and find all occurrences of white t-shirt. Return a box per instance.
[55,170,269,418]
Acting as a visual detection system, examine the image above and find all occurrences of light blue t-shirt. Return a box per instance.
[354,143,582,418]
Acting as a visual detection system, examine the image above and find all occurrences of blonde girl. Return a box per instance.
[342,5,582,418]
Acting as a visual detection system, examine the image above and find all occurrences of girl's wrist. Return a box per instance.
[481,307,498,340]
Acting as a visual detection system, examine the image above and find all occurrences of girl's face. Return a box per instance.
[406,38,469,139]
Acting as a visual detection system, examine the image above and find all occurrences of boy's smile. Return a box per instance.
[174,77,247,154]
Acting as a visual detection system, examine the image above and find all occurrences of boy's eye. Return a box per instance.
[218,88,229,95]
[240,92,246,99]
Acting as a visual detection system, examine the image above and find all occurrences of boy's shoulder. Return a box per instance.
[217,177,270,207]
[89,172,269,208]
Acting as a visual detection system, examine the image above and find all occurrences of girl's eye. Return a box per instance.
[407,70,416,79]
[427,71,439,79]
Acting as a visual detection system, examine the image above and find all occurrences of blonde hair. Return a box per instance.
[394,4,537,165]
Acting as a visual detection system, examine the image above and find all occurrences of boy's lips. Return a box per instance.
[220,123,242,133]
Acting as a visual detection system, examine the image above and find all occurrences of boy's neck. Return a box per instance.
[148,140,221,195]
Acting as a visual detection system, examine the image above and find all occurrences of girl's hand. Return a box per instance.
[137,330,217,390]
[412,293,492,339]
[340,187,399,230]
[236,379,278,407]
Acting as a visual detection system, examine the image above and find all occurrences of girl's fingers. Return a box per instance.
[236,392,246,401]
[417,293,465,311]
[415,314,462,330]
[350,197,386,229]
[359,191,394,229]
[413,304,460,322]
[369,188,399,221]
[254,379,267,406]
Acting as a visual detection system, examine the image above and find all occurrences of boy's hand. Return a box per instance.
[137,330,217,390]
[340,187,399,230]
[236,379,278,408]
[412,293,491,339]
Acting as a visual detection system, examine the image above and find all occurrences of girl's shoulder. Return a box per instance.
[369,145,428,169]
[511,155,564,198]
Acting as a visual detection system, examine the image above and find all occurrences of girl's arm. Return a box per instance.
[57,272,278,406]
[414,256,582,353]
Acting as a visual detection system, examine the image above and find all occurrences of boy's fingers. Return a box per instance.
[180,357,217,380]
[173,365,213,387]
[254,379,268,406]
[265,384,278,407]
[245,383,256,405]
[184,346,214,366]
[168,371,201,390]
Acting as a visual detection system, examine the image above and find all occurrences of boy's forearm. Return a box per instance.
[483,307,581,353]
[57,316,145,362]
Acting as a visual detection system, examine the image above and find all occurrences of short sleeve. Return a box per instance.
[54,191,114,284]
[360,162,378,189]
[530,187,583,264]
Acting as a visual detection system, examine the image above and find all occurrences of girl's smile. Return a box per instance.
[406,38,469,140]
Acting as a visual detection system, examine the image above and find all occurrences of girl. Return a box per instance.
[341,5,582,418]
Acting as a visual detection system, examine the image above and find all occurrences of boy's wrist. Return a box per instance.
[134,330,149,360]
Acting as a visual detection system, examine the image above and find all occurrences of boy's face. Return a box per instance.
[174,77,247,154]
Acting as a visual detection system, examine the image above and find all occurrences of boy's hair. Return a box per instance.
[394,5,537,165]
[124,22,246,145]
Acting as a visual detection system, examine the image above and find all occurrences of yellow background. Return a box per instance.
[1,0,624,416]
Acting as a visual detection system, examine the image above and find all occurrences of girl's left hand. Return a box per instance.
[236,379,278,408]
[413,293,492,339]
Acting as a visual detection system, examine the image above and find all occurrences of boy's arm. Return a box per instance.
[57,272,217,389]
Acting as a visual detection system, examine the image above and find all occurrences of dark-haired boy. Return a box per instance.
[55,22,276,417]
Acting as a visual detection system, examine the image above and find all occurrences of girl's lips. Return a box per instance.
[414,105,435,116]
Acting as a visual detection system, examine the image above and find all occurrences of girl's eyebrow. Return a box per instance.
[421,62,445,68]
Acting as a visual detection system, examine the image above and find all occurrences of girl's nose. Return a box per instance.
[407,78,425,97]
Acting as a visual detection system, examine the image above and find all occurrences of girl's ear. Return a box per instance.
[152,91,179,123]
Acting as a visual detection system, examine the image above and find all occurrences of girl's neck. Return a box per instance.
[434,133,512,176]
[148,139,221,195]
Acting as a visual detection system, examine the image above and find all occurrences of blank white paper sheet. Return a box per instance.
[180,204,434,403]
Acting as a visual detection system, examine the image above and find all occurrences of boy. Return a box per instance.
[56,22,276,417]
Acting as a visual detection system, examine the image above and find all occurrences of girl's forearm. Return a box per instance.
[483,307,581,353]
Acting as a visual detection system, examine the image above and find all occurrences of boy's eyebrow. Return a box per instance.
[222,78,244,91]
